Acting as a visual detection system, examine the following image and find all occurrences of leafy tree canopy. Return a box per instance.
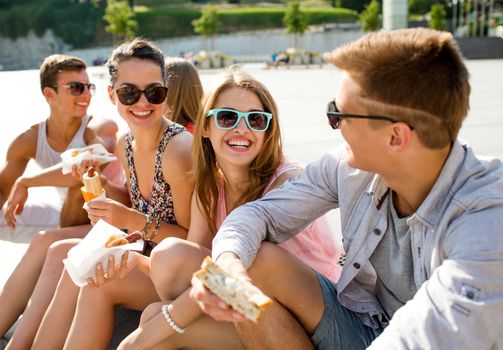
[429,3,447,30]
[284,0,308,34]
[103,0,138,39]
[358,0,380,32]
[192,4,221,36]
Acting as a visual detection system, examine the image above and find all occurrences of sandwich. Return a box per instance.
[193,257,273,323]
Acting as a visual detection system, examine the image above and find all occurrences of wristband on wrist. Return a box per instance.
[161,304,185,334]
[140,214,152,240]
[146,216,160,241]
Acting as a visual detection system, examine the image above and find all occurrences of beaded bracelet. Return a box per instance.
[161,304,185,334]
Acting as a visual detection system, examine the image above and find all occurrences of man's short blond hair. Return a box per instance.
[325,28,470,149]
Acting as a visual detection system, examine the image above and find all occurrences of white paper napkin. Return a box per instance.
[63,220,143,287]
[61,144,117,174]
[82,189,106,209]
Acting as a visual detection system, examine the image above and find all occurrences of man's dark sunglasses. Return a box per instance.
[326,100,401,129]
[52,82,96,96]
[114,85,168,106]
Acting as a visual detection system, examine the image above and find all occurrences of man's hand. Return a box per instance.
[189,253,249,322]
[4,178,29,229]
[71,160,103,183]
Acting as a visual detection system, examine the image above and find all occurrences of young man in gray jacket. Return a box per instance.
[190,28,503,349]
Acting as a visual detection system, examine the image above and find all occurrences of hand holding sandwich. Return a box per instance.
[190,252,253,323]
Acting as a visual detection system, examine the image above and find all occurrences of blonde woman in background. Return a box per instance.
[164,57,203,133]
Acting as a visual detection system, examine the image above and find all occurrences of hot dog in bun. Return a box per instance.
[81,167,103,202]
[104,231,142,248]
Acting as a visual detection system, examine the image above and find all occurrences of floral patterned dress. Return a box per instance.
[125,122,186,254]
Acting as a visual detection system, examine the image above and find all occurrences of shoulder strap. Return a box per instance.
[68,115,91,149]
[262,160,302,194]
[35,120,47,161]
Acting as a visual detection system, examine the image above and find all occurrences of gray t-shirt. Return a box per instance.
[369,194,417,320]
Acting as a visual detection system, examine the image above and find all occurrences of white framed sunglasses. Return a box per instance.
[207,108,272,132]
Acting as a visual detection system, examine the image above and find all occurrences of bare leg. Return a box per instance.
[236,242,325,350]
[31,266,81,350]
[63,270,159,350]
[59,186,89,227]
[0,226,89,340]
[6,238,86,350]
[150,237,210,299]
[139,301,244,350]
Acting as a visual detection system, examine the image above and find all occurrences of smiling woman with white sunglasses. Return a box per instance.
[113,67,343,349]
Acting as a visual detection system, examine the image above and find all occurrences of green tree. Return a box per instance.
[283,0,308,50]
[358,0,380,32]
[409,0,448,16]
[192,5,221,51]
[103,0,138,41]
[429,3,447,30]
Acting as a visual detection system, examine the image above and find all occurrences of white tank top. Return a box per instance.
[34,115,91,200]
[35,115,91,168]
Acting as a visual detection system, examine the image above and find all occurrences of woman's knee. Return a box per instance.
[26,231,61,257]
[150,238,191,285]
[45,240,78,266]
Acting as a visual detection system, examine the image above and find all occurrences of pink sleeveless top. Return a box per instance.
[215,161,342,282]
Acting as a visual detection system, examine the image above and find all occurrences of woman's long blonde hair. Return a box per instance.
[192,67,283,233]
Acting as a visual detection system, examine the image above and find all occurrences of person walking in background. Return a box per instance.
[192,28,503,349]
[114,68,342,349]
[25,38,193,350]
[164,57,203,134]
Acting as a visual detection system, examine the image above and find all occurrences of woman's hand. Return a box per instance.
[86,198,135,228]
[86,250,140,288]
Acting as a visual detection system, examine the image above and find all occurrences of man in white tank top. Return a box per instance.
[0,54,101,233]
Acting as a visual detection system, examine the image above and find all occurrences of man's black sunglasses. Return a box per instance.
[52,82,96,96]
[114,85,168,106]
[326,100,404,130]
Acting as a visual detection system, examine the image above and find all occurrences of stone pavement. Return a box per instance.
[1,59,502,348]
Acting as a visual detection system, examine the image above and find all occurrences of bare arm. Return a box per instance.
[0,129,36,207]
[18,122,107,190]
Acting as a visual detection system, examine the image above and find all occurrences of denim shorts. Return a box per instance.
[311,272,383,350]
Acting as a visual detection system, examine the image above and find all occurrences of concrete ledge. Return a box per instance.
[457,37,503,59]
[108,308,141,349]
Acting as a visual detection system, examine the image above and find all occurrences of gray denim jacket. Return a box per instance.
[212,141,503,349]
